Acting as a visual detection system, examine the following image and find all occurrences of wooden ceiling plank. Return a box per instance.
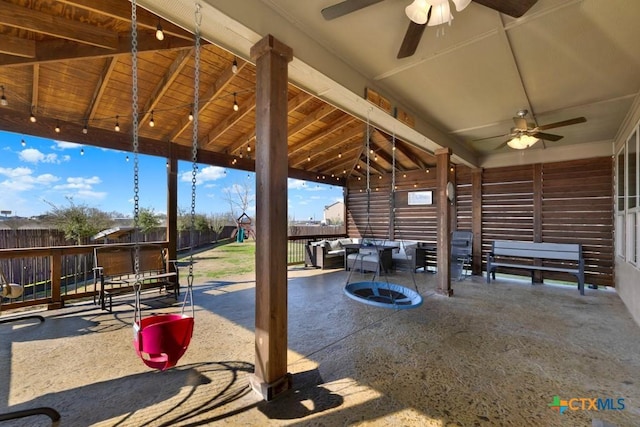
[394,139,427,170]
[86,57,118,121]
[138,48,193,129]
[0,34,36,58]
[201,92,257,149]
[171,59,247,141]
[56,0,194,40]
[226,91,315,155]
[0,2,118,50]
[288,115,357,157]
[288,103,336,138]
[289,121,362,166]
[0,35,195,67]
[308,143,363,172]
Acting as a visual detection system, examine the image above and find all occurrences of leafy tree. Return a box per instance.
[137,207,161,241]
[43,197,114,245]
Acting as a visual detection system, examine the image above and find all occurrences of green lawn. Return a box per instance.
[183,240,256,280]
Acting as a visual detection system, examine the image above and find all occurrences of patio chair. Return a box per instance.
[451,230,473,281]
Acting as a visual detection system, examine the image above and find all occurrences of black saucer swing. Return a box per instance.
[344,124,423,310]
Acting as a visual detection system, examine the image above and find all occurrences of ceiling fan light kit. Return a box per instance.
[405,0,472,25]
[507,134,539,150]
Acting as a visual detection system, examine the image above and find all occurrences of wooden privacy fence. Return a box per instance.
[346,157,614,287]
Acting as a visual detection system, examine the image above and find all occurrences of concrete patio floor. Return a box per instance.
[1,263,639,426]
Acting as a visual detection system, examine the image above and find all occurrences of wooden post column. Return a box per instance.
[436,147,453,296]
[471,168,482,276]
[166,147,178,271]
[249,35,293,401]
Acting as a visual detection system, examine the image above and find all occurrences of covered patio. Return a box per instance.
[2,259,640,426]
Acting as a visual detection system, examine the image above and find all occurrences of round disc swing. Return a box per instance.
[129,1,201,370]
[344,120,423,310]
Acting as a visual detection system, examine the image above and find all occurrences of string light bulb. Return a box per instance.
[29,107,36,123]
[0,85,7,106]
[232,58,238,74]
[55,121,60,133]
[114,115,120,132]
[247,144,251,152]
[156,23,164,41]
[80,148,84,156]
[233,93,239,112]
[21,139,26,147]
[188,110,193,121]
[149,111,155,127]
[338,152,342,158]
[82,122,88,134]
[125,155,129,162]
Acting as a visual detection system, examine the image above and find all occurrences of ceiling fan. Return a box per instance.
[475,110,587,150]
[321,0,539,59]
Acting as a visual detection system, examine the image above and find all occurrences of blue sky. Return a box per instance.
[0,130,343,220]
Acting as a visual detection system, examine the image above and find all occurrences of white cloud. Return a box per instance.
[75,190,107,200]
[19,148,65,164]
[53,176,101,190]
[0,167,59,191]
[180,165,226,184]
[53,141,83,150]
[288,178,306,190]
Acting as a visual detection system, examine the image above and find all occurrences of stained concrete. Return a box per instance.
[1,264,639,426]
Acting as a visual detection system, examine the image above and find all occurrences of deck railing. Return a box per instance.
[1,234,348,312]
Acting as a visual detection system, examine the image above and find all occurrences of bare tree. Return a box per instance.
[223,181,254,220]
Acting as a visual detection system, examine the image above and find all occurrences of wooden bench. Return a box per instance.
[486,240,585,295]
[94,244,179,312]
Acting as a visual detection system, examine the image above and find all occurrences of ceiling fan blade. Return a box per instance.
[472,0,538,18]
[472,132,510,142]
[532,132,563,142]
[536,116,587,131]
[321,0,384,20]
[397,21,427,59]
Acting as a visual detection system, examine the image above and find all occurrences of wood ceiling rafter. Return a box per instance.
[172,58,248,142]
[0,34,196,67]
[370,130,412,172]
[394,139,429,170]
[288,103,336,139]
[305,137,363,173]
[0,1,118,51]
[138,48,193,130]
[367,140,394,172]
[86,57,118,121]
[289,115,362,160]
[56,0,193,40]
[31,64,39,110]
[226,91,314,156]
[290,121,362,168]
[201,92,257,149]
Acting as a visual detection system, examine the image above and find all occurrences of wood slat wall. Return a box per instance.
[345,156,614,287]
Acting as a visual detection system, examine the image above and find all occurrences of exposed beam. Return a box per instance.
[0,35,195,67]
[288,103,336,139]
[86,57,118,121]
[56,0,193,40]
[171,57,247,142]
[290,120,362,167]
[226,90,314,155]
[0,34,36,58]
[0,2,118,50]
[289,115,357,159]
[31,65,39,111]
[395,139,427,170]
[0,109,344,186]
[139,48,193,129]
[202,92,257,149]
[307,141,362,172]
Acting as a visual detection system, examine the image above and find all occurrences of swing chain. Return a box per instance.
[183,3,201,318]
[130,0,142,325]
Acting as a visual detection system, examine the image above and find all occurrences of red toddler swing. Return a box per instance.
[129,0,201,371]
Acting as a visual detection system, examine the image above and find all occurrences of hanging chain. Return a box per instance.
[183,3,201,318]
[131,0,142,326]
